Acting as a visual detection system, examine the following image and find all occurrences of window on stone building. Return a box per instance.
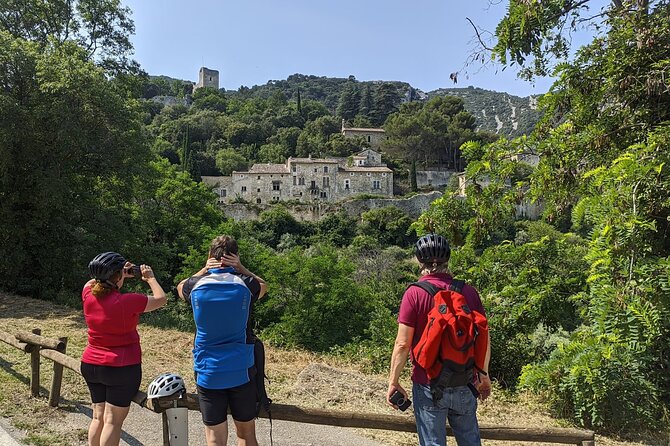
[324,166,329,173]
[320,191,327,198]
[372,180,381,190]
[293,177,296,185]
[314,168,318,173]
[344,179,350,190]
[382,173,387,177]
[220,189,227,197]
[367,172,371,176]
[257,176,261,180]
[272,181,280,191]
[257,188,261,193]
[257,198,261,204]
[292,165,296,173]
[310,180,316,189]
[298,177,305,185]
[367,135,371,142]
[273,196,279,202]
[322,177,329,188]
[241,186,247,193]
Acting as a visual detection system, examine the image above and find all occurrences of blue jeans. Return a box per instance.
[413,382,481,446]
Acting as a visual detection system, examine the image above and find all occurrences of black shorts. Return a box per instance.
[80,362,142,407]
[197,380,258,425]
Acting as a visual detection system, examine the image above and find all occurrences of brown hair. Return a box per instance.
[209,235,239,260]
[90,270,122,298]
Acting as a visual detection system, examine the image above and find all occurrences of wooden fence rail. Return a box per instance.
[0,328,596,446]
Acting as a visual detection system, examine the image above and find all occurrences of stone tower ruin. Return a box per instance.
[194,67,219,91]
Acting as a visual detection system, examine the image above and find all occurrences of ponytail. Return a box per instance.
[90,271,122,298]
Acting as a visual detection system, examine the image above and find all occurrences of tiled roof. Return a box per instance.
[342,127,386,133]
[289,157,341,164]
[242,163,289,174]
[340,166,393,172]
[201,176,232,187]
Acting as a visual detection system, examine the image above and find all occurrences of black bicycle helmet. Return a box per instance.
[415,233,451,265]
[88,252,126,283]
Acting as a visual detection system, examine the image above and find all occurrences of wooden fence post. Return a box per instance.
[48,337,68,407]
[30,328,41,397]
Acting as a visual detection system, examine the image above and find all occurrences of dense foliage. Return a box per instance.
[1,0,668,436]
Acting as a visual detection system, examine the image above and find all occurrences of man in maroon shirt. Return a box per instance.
[387,234,491,446]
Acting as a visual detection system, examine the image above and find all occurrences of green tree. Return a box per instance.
[358,207,414,247]
[483,0,670,430]
[295,115,340,157]
[192,87,227,112]
[0,0,135,67]
[370,82,401,126]
[336,81,360,122]
[215,148,248,175]
[258,143,289,164]
[261,244,373,351]
[358,84,374,119]
[0,32,147,299]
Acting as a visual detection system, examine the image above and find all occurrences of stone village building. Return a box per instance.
[202,149,393,205]
[341,120,386,149]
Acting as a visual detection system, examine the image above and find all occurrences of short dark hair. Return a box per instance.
[208,235,239,259]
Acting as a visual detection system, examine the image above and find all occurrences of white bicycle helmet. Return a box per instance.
[147,373,186,399]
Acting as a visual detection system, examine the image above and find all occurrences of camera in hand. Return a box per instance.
[390,390,411,411]
[126,265,141,278]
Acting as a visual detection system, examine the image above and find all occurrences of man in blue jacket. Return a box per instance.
[178,235,267,446]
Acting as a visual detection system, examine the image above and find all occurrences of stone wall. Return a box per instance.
[220,191,443,222]
[416,170,455,189]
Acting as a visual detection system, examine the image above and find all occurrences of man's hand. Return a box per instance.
[476,374,492,401]
[386,383,408,410]
[205,257,222,270]
[220,253,242,270]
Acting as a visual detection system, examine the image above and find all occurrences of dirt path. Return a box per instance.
[58,403,383,446]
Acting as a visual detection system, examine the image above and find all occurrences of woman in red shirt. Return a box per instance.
[81,252,167,446]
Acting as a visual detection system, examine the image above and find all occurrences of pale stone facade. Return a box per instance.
[202,150,393,204]
[194,67,219,91]
[341,121,386,149]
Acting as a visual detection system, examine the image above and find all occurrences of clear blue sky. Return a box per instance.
[123,0,593,97]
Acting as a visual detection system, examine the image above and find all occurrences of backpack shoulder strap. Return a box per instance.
[449,279,465,293]
[407,281,442,297]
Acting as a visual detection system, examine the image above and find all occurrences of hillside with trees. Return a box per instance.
[428,87,541,137]
[143,73,541,138]
[0,0,668,441]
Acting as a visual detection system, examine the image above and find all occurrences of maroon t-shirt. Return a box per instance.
[81,285,148,366]
[397,273,485,385]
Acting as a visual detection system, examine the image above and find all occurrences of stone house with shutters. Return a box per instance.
[202,149,393,204]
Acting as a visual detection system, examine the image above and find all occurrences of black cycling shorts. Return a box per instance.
[197,380,258,425]
[80,362,142,408]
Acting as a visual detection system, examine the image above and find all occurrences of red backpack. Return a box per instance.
[410,280,489,395]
